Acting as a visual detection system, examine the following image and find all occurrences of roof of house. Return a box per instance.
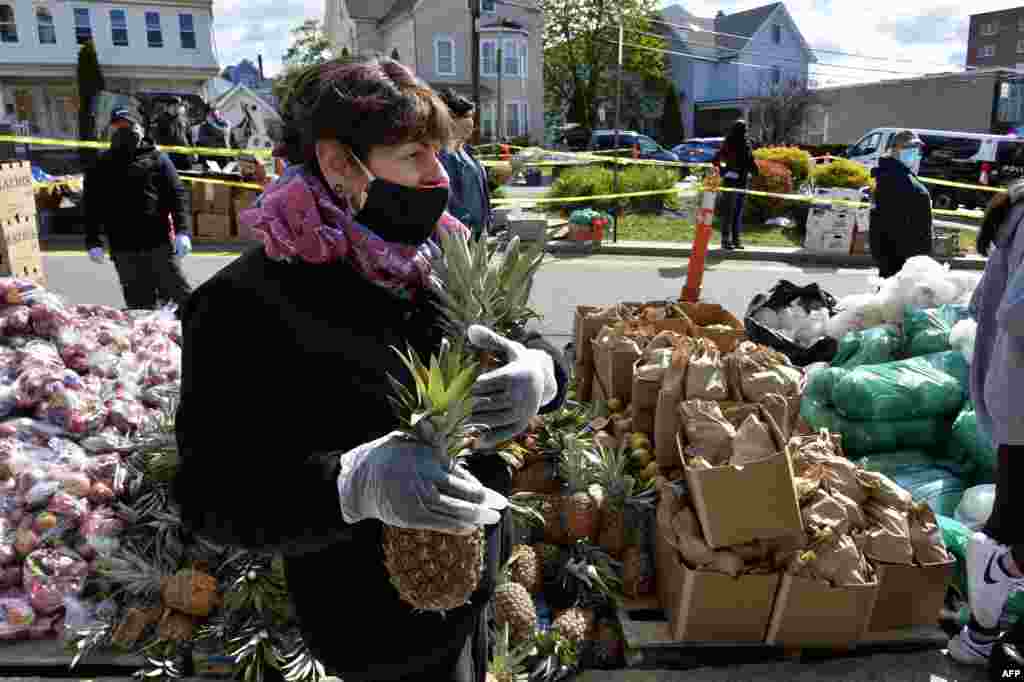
[658,4,716,51]
[346,0,395,20]
[714,2,782,52]
[213,83,282,119]
[378,0,417,26]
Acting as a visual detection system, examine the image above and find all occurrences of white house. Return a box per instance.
[0,0,220,138]
[210,82,281,150]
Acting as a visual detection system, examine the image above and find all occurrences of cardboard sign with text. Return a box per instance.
[0,161,45,285]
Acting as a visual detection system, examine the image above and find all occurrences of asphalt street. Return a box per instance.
[40,252,882,343]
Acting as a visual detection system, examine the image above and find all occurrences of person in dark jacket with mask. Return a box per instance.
[869,130,933,278]
[713,119,759,250]
[192,108,232,169]
[437,89,491,240]
[84,108,193,310]
[170,57,568,682]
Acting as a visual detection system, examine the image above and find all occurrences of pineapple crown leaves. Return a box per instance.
[96,547,168,600]
[278,640,326,682]
[490,623,534,679]
[507,492,547,529]
[558,434,600,493]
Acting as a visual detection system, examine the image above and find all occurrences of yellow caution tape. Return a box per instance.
[179,176,265,191]
[492,187,700,206]
[918,176,1006,193]
[0,135,271,159]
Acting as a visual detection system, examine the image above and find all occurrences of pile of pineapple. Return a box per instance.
[489,394,661,676]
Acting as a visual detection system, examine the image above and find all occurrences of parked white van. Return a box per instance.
[846,128,1015,209]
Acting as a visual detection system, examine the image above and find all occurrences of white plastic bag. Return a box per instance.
[950,319,978,365]
[954,484,995,532]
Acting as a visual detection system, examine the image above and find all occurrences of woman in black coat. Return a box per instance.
[171,57,568,682]
[869,130,933,278]
[713,120,759,250]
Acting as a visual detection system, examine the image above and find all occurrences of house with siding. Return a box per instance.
[657,2,816,138]
[0,0,219,139]
[323,0,544,143]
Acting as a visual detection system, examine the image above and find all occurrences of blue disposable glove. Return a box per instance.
[87,247,106,264]
[336,432,507,534]
[174,234,192,258]
[468,325,558,448]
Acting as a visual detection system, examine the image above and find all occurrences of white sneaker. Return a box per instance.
[967,532,1024,629]
[948,626,994,666]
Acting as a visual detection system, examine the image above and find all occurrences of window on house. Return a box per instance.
[982,21,998,36]
[179,13,195,49]
[145,11,162,47]
[435,36,455,76]
[0,4,18,43]
[74,8,91,44]
[980,44,996,58]
[481,39,497,76]
[502,39,519,76]
[505,101,526,138]
[36,8,55,44]
[772,23,781,44]
[480,102,496,140]
[481,0,496,12]
[110,10,128,46]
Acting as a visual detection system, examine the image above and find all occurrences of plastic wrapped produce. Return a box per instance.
[829,356,966,421]
[950,319,977,365]
[949,403,997,485]
[831,327,901,370]
[801,396,948,455]
[826,293,886,339]
[954,484,995,532]
[78,507,123,556]
[22,547,89,614]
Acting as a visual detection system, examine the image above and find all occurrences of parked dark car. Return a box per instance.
[588,130,680,163]
[672,137,724,163]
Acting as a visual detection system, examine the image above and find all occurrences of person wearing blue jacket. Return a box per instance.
[949,182,1024,674]
[437,89,492,240]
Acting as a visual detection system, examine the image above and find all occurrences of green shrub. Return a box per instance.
[754,146,812,187]
[812,157,873,190]
[546,164,678,213]
[745,159,794,221]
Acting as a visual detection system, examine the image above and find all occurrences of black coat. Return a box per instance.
[172,247,568,682]
[869,157,933,266]
[84,140,192,253]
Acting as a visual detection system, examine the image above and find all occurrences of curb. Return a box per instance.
[544,240,988,271]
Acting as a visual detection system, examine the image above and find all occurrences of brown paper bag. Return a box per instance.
[801,489,850,533]
[685,339,729,401]
[735,348,803,403]
[863,500,914,565]
[680,400,736,465]
[809,528,872,586]
[908,502,951,564]
[832,491,868,530]
[731,414,778,466]
[857,470,913,512]
[758,394,792,443]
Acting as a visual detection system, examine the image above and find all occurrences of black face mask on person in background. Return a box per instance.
[351,156,451,247]
[110,127,143,157]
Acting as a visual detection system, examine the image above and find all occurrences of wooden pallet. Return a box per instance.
[616,596,950,669]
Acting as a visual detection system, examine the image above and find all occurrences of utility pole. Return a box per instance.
[470,0,481,144]
[612,18,624,243]
[497,44,504,141]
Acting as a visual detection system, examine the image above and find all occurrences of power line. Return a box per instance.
[622,25,935,77]
[647,15,963,71]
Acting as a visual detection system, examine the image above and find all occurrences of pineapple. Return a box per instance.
[494,555,539,646]
[383,340,493,613]
[487,624,532,682]
[534,542,564,585]
[595,444,658,558]
[552,607,596,644]
[508,544,544,595]
[559,436,602,542]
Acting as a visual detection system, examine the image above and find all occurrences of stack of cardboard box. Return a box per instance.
[190,180,264,243]
[0,161,46,285]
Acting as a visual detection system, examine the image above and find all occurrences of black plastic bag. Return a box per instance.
[745,280,839,367]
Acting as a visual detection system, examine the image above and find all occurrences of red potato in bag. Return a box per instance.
[22,547,89,614]
[0,594,35,641]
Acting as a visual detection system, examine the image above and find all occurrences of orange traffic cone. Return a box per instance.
[632,144,640,160]
[500,144,511,161]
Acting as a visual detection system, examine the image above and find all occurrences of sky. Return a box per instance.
[212,0,1024,84]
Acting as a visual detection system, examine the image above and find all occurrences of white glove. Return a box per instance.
[337,432,507,534]
[469,325,558,448]
[174,234,192,258]
[87,247,106,264]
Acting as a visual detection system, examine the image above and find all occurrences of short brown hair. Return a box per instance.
[278,56,453,165]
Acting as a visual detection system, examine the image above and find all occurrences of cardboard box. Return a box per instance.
[674,302,744,353]
[196,212,232,241]
[867,558,955,633]
[681,434,803,549]
[192,180,233,215]
[655,517,781,642]
[0,162,45,285]
[766,574,880,647]
[593,319,693,403]
[819,230,854,254]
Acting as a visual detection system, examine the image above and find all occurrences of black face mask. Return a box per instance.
[110,127,142,156]
[354,177,450,246]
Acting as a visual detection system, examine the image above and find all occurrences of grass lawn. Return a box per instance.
[604,213,803,247]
